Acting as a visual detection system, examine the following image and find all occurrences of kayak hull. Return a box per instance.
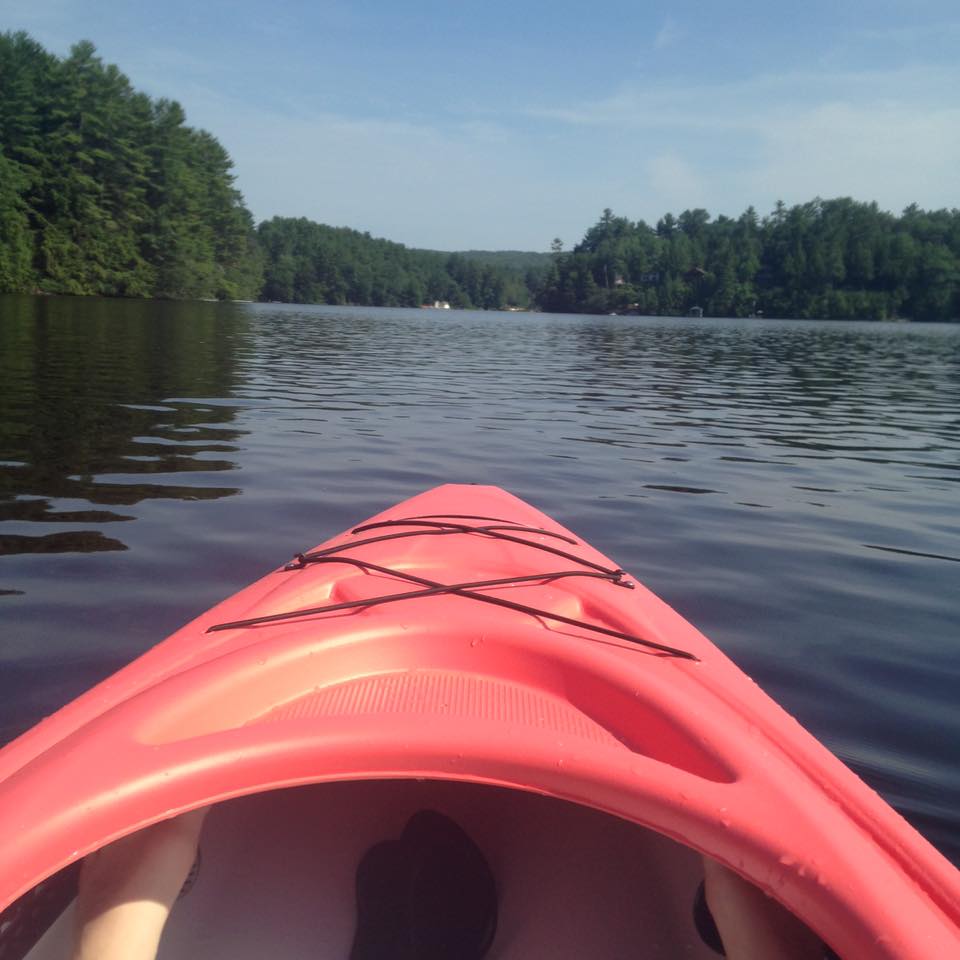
[1,484,958,958]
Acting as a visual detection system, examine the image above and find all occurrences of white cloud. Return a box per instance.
[185,95,567,249]
[525,64,958,132]
[854,20,960,46]
[747,100,960,213]
[186,58,959,248]
[654,17,683,50]
[520,64,960,221]
[646,152,710,211]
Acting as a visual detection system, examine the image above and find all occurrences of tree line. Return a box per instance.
[257,218,543,309]
[1,32,957,319]
[0,32,262,300]
[542,202,959,321]
[0,33,543,309]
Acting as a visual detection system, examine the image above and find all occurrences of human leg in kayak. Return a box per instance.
[702,856,826,960]
[70,808,825,960]
[71,807,208,960]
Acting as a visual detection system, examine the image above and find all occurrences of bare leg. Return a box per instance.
[71,807,208,960]
[702,857,824,960]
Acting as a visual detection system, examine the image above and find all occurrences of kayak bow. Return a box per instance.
[0,484,958,958]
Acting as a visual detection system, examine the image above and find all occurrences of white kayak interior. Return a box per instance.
[29,779,717,959]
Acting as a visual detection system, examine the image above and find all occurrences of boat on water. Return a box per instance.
[1,484,958,958]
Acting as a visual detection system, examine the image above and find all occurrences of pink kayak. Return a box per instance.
[0,484,958,958]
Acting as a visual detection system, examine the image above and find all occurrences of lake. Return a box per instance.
[1,293,958,866]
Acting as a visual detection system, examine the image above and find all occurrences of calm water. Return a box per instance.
[1,294,958,865]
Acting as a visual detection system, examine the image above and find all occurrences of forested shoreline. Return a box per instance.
[544,204,959,321]
[1,32,958,320]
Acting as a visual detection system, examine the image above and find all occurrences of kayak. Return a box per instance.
[1,484,958,959]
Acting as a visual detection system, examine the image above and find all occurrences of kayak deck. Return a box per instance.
[3,484,960,959]
[26,780,715,960]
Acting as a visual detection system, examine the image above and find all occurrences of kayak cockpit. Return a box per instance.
[17,779,718,960]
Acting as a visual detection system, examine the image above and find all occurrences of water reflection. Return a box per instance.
[0,530,127,554]
[0,501,133,522]
[0,295,248,563]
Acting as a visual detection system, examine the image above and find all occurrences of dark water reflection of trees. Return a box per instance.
[0,295,250,558]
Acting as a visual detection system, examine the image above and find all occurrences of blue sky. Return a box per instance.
[4,0,958,250]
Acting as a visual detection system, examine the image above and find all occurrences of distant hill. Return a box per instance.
[257,218,546,308]
[449,250,553,272]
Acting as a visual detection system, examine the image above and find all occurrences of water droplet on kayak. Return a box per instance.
[779,854,797,867]
[720,818,731,828]
[470,637,482,648]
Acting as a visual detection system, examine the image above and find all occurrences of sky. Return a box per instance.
[3,0,958,251]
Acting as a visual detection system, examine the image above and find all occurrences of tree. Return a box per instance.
[0,147,32,290]
[0,32,261,300]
